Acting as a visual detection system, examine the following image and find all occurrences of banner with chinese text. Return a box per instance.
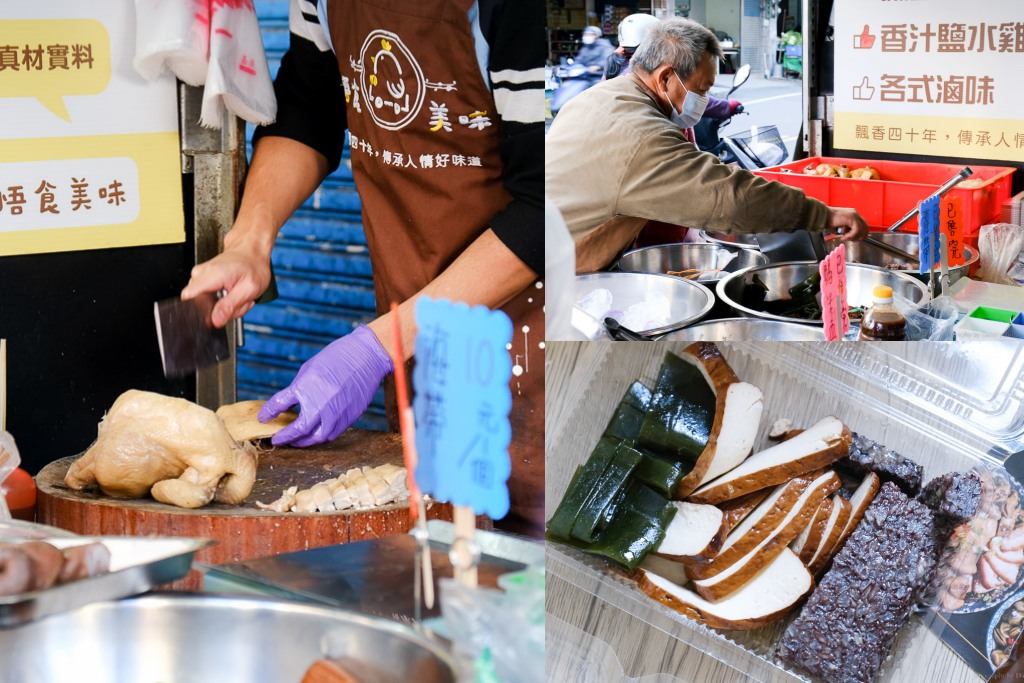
[835,0,1024,162]
[0,1,183,257]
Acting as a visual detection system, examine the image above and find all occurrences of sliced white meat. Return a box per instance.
[977,554,1004,591]
[688,416,852,505]
[993,544,1024,565]
[291,489,317,513]
[361,467,392,505]
[1001,527,1024,552]
[638,548,812,631]
[832,472,881,551]
[256,485,298,513]
[690,471,839,600]
[807,495,853,575]
[793,497,834,563]
[654,502,726,562]
[987,552,1021,585]
[310,482,334,512]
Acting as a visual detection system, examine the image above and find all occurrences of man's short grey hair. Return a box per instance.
[630,18,723,78]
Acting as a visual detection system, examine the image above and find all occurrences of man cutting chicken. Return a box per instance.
[180,0,544,536]
[546,17,869,273]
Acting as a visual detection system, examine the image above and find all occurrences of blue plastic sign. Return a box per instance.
[919,195,940,275]
[412,297,513,519]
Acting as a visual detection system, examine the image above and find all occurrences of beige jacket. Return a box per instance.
[546,76,830,272]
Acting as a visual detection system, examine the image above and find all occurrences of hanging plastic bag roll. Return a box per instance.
[201,0,277,128]
[132,0,210,86]
[976,223,1024,286]
[893,293,959,341]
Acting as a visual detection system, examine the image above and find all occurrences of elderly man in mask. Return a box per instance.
[546,18,868,273]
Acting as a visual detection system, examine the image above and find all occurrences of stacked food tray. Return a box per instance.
[546,341,1024,682]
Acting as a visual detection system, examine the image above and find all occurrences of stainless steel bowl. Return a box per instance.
[0,594,456,682]
[616,243,769,288]
[715,261,929,325]
[576,272,714,336]
[698,231,760,250]
[825,232,978,286]
[660,318,828,341]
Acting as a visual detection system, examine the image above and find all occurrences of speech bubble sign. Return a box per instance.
[0,19,111,122]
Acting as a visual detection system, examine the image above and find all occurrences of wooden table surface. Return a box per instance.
[545,341,987,683]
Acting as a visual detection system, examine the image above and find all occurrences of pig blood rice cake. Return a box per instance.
[836,433,924,496]
[776,482,938,683]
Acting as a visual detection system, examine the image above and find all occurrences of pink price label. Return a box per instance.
[819,244,849,341]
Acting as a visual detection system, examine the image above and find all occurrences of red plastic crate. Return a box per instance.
[753,157,1015,236]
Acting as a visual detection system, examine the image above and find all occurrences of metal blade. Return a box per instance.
[154,292,230,378]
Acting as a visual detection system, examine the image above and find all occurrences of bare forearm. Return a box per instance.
[226,136,330,258]
[368,229,536,362]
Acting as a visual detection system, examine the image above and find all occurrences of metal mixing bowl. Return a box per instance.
[660,318,828,341]
[716,261,929,325]
[616,243,769,288]
[825,232,978,286]
[576,272,714,336]
[0,594,456,682]
[698,231,760,250]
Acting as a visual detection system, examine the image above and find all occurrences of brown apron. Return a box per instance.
[326,0,544,536]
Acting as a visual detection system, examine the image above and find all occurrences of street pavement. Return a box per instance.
[709,72,804,163]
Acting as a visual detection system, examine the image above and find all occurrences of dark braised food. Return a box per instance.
[835,432,924,496]
[777,482,938,683]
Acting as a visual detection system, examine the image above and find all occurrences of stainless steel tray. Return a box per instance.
[0,536,210,628]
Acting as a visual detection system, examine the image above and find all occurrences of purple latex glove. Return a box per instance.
[259,325,393,447]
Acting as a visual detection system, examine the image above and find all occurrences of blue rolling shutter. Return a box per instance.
[238,0,386,430]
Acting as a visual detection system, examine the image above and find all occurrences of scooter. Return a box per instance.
[549,60,599,116]
[692,64,788,171]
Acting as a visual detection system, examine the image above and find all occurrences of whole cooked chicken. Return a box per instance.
[64,390,256,509]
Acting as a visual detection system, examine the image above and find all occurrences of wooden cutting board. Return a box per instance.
[35,430,480,590]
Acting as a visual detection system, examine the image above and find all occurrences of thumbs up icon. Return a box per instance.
[854,25,876,49]
[852,77,875,101]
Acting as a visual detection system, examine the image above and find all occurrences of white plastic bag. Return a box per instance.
[0,430,21,521]
[133,0,210,86]
[201,0,277,128]
[133,0,277,129]
[894,293,959,341]
[976,223,1024,286]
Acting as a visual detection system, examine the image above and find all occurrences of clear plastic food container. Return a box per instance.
[546,341,1024,683]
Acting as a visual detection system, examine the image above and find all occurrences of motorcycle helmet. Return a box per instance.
[617,13,659,50]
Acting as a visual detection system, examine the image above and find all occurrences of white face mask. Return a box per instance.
[669,71,708,129]
[582,34,596,45]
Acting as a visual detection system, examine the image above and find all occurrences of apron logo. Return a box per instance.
[355,30,426,131]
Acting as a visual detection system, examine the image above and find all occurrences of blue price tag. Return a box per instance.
[412,297,513,519]
[919,195,940,275]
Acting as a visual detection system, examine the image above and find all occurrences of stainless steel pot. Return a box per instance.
[697,231,760,250]
[715,261,929,325]
[576,272,714,336]
[616,243,769,289]
[825,231,978,286]
[660,318,828,341]
[0,593,457,682]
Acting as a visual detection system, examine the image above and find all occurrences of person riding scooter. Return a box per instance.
[551,26,614,115]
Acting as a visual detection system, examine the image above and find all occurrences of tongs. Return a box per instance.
[886,167,973,233]
[604,317,651,341]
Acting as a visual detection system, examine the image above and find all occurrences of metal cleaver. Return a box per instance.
[154,291,230,378]
[755,229,827,264]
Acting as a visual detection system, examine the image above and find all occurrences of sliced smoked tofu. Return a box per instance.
[806,494,854,575]
[654,501,727,562]
[688,416,852,505]
[638,548,813,631]
[689,470,840,601]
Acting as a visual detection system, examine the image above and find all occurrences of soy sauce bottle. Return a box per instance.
[858,285,907,341]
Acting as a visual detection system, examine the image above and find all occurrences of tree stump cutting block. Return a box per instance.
[36,430,482,590]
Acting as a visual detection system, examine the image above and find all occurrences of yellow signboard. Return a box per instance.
[0,2,184,257]
[834,0,1024,163]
